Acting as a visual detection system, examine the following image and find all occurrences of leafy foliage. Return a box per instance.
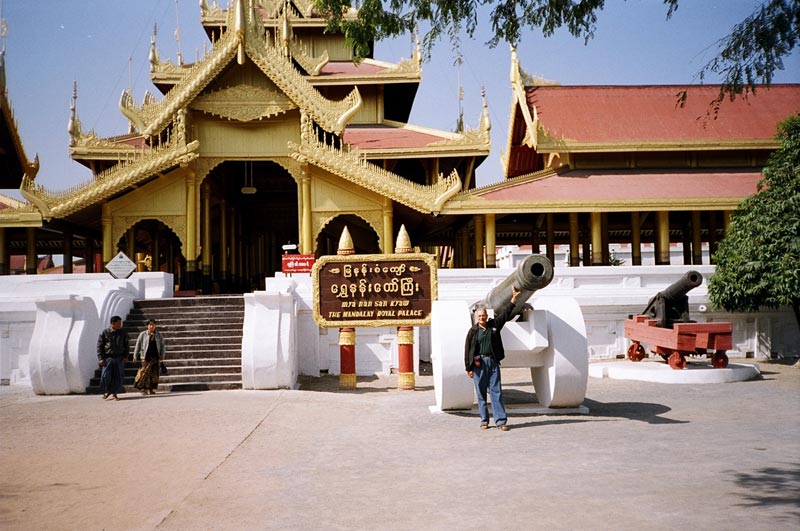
[708,114,800,328]
[316,0,797,102]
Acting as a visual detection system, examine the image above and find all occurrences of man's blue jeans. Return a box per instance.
[472,355,507,426]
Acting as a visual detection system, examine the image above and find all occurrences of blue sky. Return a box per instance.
[3,0,799,195]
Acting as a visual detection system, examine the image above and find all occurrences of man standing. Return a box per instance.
[464,286,520,431]
[97,315,129,400]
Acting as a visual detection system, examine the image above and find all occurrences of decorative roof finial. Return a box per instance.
[235,0,246,64]
[394,225,412,254]
[174,0,183,66]
[510,44,519,85]
[149,23,159,71]
[337,226,354,256]
[480,86,490,133]
[67,81,79,141]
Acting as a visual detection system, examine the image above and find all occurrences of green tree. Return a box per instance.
[317,0,799,103]
[708,114,800,331]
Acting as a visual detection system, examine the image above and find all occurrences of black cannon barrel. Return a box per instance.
[475,254,554,316]
[660,270,703,303]
[642,270,703,328]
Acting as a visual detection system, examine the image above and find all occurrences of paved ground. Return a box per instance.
[1,359,798,531]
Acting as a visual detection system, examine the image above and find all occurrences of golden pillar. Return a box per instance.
[102,203,113,263]
[630,212,642,266]
[655,211,670,265]
[473,215,484,268]
[569,212,580,267]
[590,212,603,266]
[0,227,6,275]
[395,225,414,390]
[691,211,703,265]
[25,227,36,275]
[185,171,198,277]
[382,198,394,254]
[485,213,496,268]
[300,173,312,255]
[202,181,212,281]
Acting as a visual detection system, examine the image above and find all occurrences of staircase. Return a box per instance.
[86,296,244,393]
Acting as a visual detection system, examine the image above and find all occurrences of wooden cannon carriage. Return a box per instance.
[624,271,733,369]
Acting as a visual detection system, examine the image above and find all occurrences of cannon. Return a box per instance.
[624,270,733,369]
[431,255,589,411]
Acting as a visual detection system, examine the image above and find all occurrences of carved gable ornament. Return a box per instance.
[190,84,297,122]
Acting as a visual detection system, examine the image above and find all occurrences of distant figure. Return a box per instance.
[97,316,130,401]
[464,286,520,431]
[133,319,166,395]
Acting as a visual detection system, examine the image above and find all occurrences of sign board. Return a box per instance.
[282,254,315,274]
[312,253,438,328]
[105,251,136,279]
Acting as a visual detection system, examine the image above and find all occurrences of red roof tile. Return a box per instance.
[526,85,800,144]
[319,61,389,76]
[343,124,448,150]
[479,168,762,202]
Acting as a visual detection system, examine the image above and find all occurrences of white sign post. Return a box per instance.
[105,252,137,279]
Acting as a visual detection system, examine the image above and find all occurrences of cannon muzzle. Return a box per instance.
[473,254,554,317]
[642,270,703,328]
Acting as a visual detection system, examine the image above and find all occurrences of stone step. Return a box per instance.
[134,296,244,308]
[164,365,241,376]
[126,329,243,341]
[125,310,244,321]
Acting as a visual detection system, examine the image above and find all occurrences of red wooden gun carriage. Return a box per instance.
[624,271,733,369]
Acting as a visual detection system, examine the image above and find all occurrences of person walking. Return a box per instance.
[464,286,520,431]
[97,315,130,401]
[133,319,166,395]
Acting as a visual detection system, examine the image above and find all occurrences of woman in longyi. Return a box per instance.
[133,319,166,395]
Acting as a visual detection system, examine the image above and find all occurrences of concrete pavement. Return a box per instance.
[1,360,798,531]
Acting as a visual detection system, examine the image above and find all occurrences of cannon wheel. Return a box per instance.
[627,342,646,362]
[711,350,729,369]
[668,351,687,370]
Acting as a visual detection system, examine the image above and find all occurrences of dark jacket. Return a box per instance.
[97,327,130,360]
[464,301,516,371]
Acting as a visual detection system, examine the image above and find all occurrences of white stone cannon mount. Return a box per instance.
[430,256,589,413]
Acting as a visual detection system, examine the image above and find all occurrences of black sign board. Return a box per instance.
[312,253,438,328]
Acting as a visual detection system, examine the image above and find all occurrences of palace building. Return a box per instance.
[0,0,798,296]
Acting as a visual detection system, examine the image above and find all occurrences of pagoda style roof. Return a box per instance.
[444,167,763,215]
[343,120,490,159]
[518,84,800,152]
[121,2,361,138]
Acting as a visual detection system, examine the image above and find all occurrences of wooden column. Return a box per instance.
[601,213,610,265]
[569,212,580,267]
[185,171,198,289]
[691,211,703,265]
[219,199,228,291]
[630,212,642,266]
[152,229,160,272]
[484,213,496,268]
[63,231,73,274]
[473,215,484,268]
[202,181,212,292]
[655,211,670,265]
[300,172,312,255]
[230,206,238,291]
[531,215,540,254]
[590,212,603,266]
[395,225,414,390]
[85,238,95,273]
[26,227,37,275]
[102,203,113,263]
[127,227,135,263]
[708,212,718,264]
[382,198,393,254]
[0,227,7,275]
[337,227,356,390]
[545,213,555,265]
